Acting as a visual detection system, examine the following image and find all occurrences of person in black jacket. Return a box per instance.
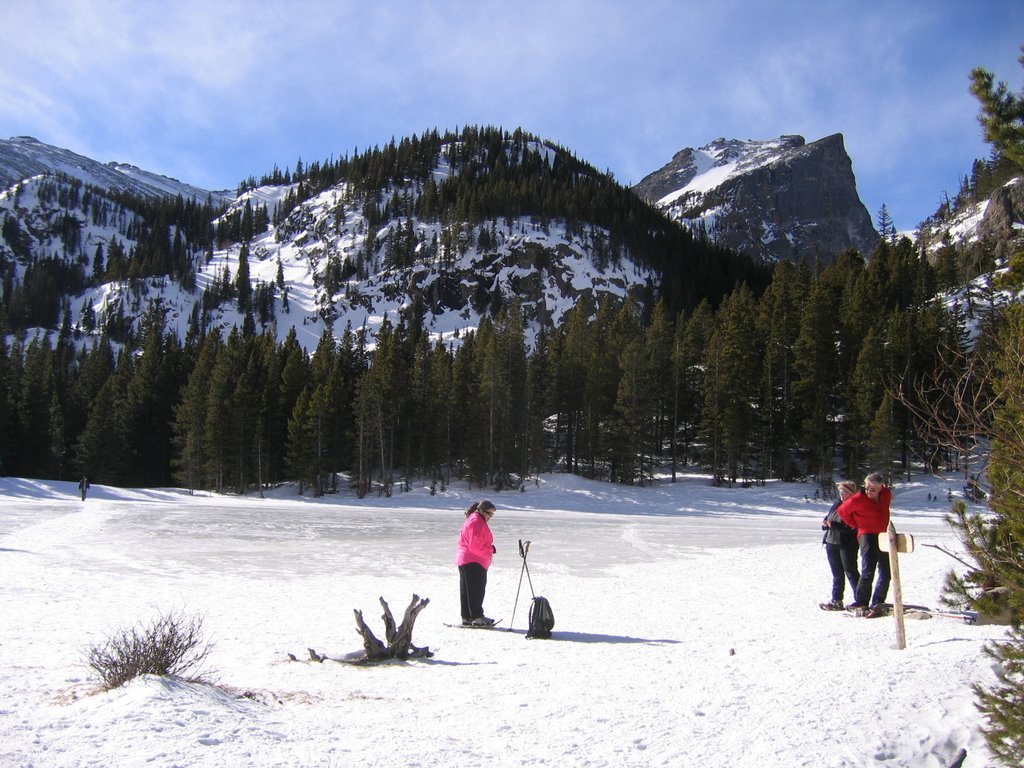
[819,481,860,610]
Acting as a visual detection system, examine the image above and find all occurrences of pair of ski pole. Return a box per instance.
[508,539,534,631]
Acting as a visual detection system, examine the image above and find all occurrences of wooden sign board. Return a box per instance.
[879,532,915,554]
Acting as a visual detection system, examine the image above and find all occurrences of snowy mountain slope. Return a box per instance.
[0,136,233,205]
[1,134,663,354]
[634,134,879,263]
[193,176,656,351]
[0,174,150,271]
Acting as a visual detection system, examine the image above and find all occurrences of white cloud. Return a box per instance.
[1,0,1022,225]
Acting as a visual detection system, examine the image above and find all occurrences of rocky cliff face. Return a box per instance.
[915,175,1024,264]
[977,177,1024,259]
[633,134,878,264]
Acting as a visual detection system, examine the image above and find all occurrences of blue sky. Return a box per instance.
[1,0,1021,231]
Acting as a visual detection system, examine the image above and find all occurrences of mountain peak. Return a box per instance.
[634,133,878,263]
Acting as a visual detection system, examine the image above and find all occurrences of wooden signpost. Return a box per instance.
[879,531,915,554]
[883,521,908,650]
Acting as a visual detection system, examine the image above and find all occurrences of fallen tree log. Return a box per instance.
[298,594,433,665]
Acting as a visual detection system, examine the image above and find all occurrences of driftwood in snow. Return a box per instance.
[350,594,432,663]
[291,594,433,665]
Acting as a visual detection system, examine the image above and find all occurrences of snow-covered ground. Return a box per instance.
[0,472,1005,767]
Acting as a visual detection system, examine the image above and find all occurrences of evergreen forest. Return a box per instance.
[0,231,996,497]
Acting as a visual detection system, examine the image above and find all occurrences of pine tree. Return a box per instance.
[17,335,64,478]
[236,243,252,314]
[643,300,675,466]
[120,303,182,486]
[932,48,1024,765]
[581,299,624,478]
[845,325,885,475]
[0,336,13,475]
[866,391,898,480]
[285,386,316,495]
[524,328,555,480]
[275,329,311,483]
[757,260,808,480]
[610,336,656,485]
[482,300,528,488]
[553,302,591,474]
[700,286,760,484]
[407,334,437,482]
[172,331,222,492]
[670,301,714,479]
[203,328,248,492]
[876,203,896,244]
[793,274,844,484]
[355,318,402,497]
[972,298,1024,764]
[75,350,134,484]
[448,330,480,490]
[74,373,125,483]
[91,243,105,282]
[970,45,1024,169]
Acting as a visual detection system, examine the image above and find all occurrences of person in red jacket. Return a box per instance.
[455,500,497,626]
[837,473,892,617]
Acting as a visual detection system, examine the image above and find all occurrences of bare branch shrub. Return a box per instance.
[894,340,1001,477]
[86,610,214,691]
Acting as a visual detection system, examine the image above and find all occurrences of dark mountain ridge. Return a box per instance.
[634,133,879,263]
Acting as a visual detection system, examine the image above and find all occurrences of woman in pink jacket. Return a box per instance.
[456,500,497,626]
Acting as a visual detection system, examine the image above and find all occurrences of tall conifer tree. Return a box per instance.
[700,286,760,483]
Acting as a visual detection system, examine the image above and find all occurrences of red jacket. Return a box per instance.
[837,487,891,536]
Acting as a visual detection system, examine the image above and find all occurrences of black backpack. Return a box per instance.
[527,596,555,639]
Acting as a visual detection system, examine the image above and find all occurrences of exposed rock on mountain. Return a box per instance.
[977,177,1024,258]
[915,175,1024,264]
[633,134,879,264]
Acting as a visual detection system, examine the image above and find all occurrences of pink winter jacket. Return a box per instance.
[455,512,494,569]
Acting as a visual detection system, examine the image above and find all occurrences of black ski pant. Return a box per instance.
[856,534,891,607]
[826,542,860,604]
[459,562,488,621]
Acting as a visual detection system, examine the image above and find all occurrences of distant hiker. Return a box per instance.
[819,481,859,611]
[78,476,90,501]
[455,500,497,627]
[837,473,892,617]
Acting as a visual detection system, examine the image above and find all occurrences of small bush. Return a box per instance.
[86,610,214,691]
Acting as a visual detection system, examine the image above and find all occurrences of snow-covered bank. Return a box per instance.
[0,473,1005,767]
